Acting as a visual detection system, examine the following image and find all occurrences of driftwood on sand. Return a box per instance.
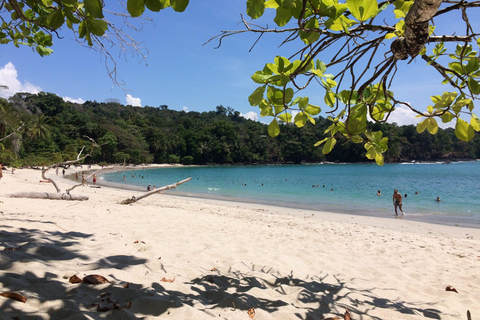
[121,177,191,204]
[8,192,89,201]
[8,137,101,201]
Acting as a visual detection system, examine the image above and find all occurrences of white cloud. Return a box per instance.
[183,106,189,112]
[241,111,258,121]
[387,105,454,129]
[126,94,142,107]
[387,105,421,126]
[63,96,85,104]
[0,62,41,98]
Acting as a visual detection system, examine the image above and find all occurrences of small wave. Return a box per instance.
[208,187,221,191]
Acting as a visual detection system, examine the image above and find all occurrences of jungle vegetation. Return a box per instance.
[1,92,479,167]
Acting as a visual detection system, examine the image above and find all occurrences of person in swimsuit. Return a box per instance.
[393,189,404,215]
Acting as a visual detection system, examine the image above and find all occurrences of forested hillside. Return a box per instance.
[1,92,479,166]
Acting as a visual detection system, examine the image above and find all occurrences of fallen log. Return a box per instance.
[8,192,89,201]
[121,177,191,205]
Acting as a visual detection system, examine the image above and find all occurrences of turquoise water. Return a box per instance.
[101,162,480,227]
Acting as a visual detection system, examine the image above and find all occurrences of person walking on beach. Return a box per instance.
[393,189,404,215]
[93,174,97,185]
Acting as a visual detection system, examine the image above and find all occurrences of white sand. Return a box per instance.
[1,167,479,319]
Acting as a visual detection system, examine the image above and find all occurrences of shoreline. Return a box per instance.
[1,167,480,319]
[93,164,480,229]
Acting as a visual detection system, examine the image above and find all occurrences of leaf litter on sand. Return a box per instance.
[0,292,27,303]
[69,274,111,284]
[160,276,175,283]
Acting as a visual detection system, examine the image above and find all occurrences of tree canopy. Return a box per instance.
[1,92,479,167]
[1,0,479,164]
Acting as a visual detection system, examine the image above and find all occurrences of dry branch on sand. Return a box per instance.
[120,177,191,204]
[8,137,104,201]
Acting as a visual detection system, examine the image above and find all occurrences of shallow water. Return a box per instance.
[101,161,480,227]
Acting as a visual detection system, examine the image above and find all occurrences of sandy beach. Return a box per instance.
[1,166,479,319]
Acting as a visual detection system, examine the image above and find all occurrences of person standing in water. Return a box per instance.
[392,189,404,215]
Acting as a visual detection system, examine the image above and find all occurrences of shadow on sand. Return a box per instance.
[1,217,447,319]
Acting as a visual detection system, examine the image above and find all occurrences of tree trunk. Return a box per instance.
[391,0,443,60]
[8,192,89,201]
[121,177,191,205]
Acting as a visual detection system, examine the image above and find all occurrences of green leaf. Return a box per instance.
[305,105,321,115]
[471,114,480,131]
[284,88,294,104]
[449,61,465,75]
[278,112,292,123]
[351,135,363,143]
[322,137,337,154]
[249,86,266,106]
[455,118,475,141]
[274,6,292,26]
[46,9,65,29]
[247,0,265,19]
[268,119,280,137]
[127,0,145,17]
[299,18,320,44]
[433,92,457,109]
[416,119,427,133]
[375,153,384,166]
[298,96,308,109]
[265,0,279,9]
[145,0,163,11]
[468,78,480,95]
[170,0,189,12]
[84,0,104,18]
[465,57,479,74]
[324,91,335,107]
[385,33,396,39]
[440,111,454,123]
[426,118,438,134]
[87,18,107,36]
[294,112,307,127]
[337,90,358,104]
[314,137,328,147]
[325,15,357,32]
[347,0,378,22]
[64,10,81,24]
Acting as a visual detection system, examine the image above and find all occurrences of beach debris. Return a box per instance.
[0,292,27,303]
[207,276,215,283]
[3,243,27,251]
[69,275,83,283]
[96,294,132,312]
[83,275,111,284]
[120,177,191,204]
[321,309,351,320]
[123,283,130,288]
[247,307,255,319]
[446,285,459,293]
[160,276,175,283]
[69,274,111,284]
[134,240,146,244]
[344,308,351,320]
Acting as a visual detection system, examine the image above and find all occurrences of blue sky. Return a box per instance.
[1,1,477,127]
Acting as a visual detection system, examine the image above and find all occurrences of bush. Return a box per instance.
[0,149,17,165]
[181,156,194,165]
[168,154,180,164]
[113,152,131,164]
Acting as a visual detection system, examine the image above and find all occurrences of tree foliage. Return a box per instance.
[1,0,480,164]
[1,92,479,167]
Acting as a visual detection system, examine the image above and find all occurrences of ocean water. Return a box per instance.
[101,161,480,227]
